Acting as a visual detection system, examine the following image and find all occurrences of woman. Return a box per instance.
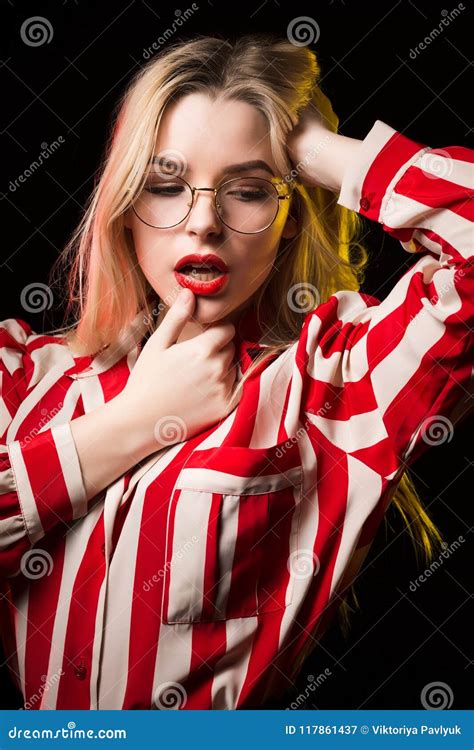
[0,33,472,710]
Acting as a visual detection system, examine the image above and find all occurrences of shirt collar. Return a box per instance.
[233,303,272,376]
[64,310,149,379]
[64,301,272,380]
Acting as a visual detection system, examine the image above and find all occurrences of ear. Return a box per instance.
[281,212,298,239]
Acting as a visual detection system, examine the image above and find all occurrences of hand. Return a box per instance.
[286,87,361,192]
[119,288,240,455]
[286,87,336,181]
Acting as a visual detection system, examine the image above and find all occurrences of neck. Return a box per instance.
[155,298,251,345]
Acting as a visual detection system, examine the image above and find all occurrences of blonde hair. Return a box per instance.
[47,33,444,636]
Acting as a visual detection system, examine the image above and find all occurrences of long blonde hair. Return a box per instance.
[47,33,444,635]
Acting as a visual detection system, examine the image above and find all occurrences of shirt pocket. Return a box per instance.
[161,438,303,624]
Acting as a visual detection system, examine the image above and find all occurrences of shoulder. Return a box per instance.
[0,317,75,385]
[0,317,71,352]
[0,317,33,347]
[301,290,381,335]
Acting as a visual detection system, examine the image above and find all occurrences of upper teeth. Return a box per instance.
[182,263,219,271]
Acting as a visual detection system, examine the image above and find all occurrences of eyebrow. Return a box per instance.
[150,156,275,177]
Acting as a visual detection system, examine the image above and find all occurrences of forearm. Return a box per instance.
[287,126,363,192]
[70,393,158,503]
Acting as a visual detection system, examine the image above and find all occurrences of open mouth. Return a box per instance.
[174,255,230,294]
[176,264,225,281]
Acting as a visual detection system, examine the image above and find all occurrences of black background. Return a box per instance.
[0,0,472,710]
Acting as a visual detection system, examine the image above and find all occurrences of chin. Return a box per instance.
[194,296,234,321]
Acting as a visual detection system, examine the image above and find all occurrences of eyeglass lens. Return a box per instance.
[132,174,282,232]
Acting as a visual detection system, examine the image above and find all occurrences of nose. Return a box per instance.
[184,188,223,238]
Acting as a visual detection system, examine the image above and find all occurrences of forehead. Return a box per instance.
[155,93,275,173]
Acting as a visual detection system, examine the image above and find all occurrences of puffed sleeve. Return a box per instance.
[0,318,88,577]
[295,120,473,473]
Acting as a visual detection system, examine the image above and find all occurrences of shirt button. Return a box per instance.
[100,542,106,557]
[73,659,88,680]
[360,196,370,211]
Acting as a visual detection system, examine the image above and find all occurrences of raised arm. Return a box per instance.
[288,116,473,468]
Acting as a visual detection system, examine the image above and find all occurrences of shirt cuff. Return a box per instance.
[6,422,88,545]
[337,119,429,222]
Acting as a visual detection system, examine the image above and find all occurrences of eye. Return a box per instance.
[145,183,185,196]
[230,188,267,200]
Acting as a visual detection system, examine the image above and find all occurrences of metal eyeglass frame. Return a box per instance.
[131,174,296,235]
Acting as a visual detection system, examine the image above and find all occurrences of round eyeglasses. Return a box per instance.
[131,172,295,234]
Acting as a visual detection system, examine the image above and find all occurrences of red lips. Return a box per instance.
[174,253,229,272]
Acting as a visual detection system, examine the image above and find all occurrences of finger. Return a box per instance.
[199,322,236,351]
[155,288,195,350]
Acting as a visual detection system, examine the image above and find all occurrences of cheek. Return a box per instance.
[236,235,280,282]
[132,228,170,290]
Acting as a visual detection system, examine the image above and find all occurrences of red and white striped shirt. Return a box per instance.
[0,121,472,710]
